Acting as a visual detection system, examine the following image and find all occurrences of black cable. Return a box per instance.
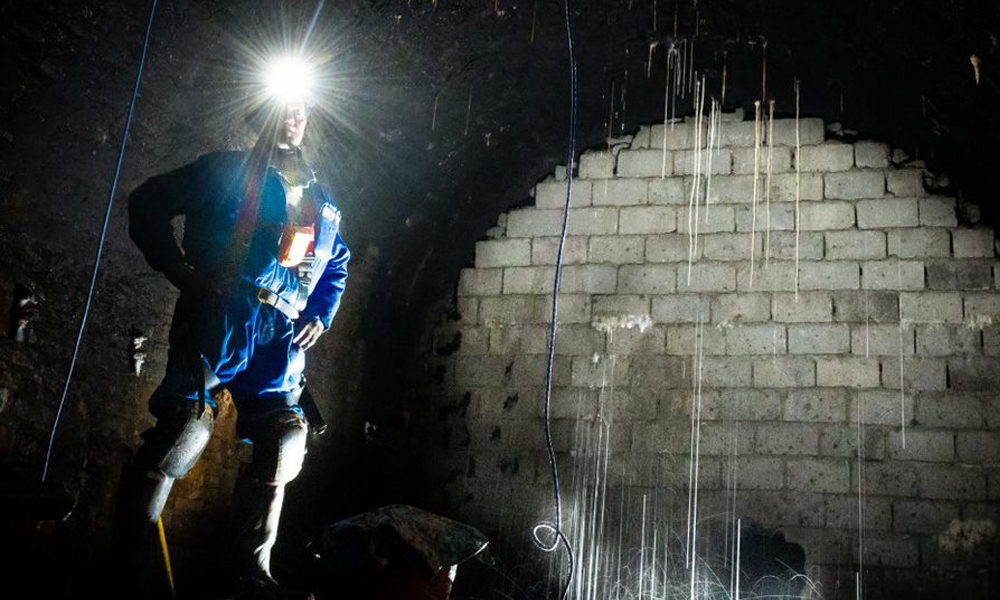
[531,0,578,597]
[42,0,160,482]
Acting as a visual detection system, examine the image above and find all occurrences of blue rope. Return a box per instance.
[42,0,160,482]
[531,0,577,596]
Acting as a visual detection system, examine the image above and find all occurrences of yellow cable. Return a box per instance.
[157,516,177,600]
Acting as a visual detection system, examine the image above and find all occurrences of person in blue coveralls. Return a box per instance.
[118,98,349,598]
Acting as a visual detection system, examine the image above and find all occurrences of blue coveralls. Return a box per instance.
[129,151,350,438]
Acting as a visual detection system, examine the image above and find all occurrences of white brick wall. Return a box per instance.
[429,112,1000,588]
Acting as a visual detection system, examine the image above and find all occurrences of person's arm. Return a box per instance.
[127,156,211,291]
[300,233,350,329]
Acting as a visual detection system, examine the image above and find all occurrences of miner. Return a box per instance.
[117,66,348,598]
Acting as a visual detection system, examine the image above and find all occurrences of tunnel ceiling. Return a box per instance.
[2,0,999,416]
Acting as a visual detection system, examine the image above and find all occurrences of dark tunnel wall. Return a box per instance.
[0,0,998,596]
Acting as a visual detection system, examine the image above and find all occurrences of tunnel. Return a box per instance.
[0,1,998,599]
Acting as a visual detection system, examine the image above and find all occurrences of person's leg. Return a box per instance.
[228,306,310,585]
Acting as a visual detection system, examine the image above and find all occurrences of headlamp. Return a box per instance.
[263,55,316,106]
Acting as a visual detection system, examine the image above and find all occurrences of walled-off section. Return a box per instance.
[425,114,999,597]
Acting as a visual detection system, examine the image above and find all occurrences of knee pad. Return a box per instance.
[249,412,308,485]
[137,402,214,479]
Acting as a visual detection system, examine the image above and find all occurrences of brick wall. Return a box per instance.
[425,114,999,597]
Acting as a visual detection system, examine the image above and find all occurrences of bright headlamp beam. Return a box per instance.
[264,56,315,105]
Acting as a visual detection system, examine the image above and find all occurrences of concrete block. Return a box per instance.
[700,357,753,387]
[821,426,887,459]
[650,295,707,323]
[617,150,673,178]
[900,291,963,323]
[851,323,914,356]
[916,324,982,356]
[732,146,792,174]
[509,355,571,387]
[861,260,924,290]
[926,261,993,290]
[949,357,1000,391]
[606,324,666,354]
[798,261,860,290]
[619,206,677,234]
[826,230,886,260]
[833,290,899,323]
[854,536,920,568]
[858,462,919,496]
[531,236,588,265]
[648,176,688,204]
[733,457,784,490]
[458,268,503,296]
[882,357,948,391]
[886,169,926,196]
[650,121,706,150]
[572,355,630,388]
[797,143,854,172]
[769,172,825,201]
[888,429,954,462]
[475,239,532,268]
[631,126,652,149]
[824,170,886,200]
[952,228,995,258]
[737,261,797,292]
[916,394,985,428]
[816,357,880,387]
[964,294,1000,320]
[591,178,649,206]
[588,235,645,264]
[591,294,650,318]
[628,355,687,388]
[717,120,758,147]
[771,117,825,145]
[854,141,891,168]
[800,202,856,231]
[503,266,555,294]
[887,228,951,258]
[539,294,592,323]
[535,179,592,208]
[847,390,913,427]
[677,205,736,234]
[712,294,771,323]
[704,174,752,204]
[986,326,1000,356]
[645,234,692,263]
[618,265,676,294]
[956,431,1000,464]
[773,292,833,322]
[787,458,850,493]
[756,423,820,455]
[735,202,795,232]
[666,324,726,355]
[918,197,958,227]
[506,208,562,237]
[856,198,919,229]
[826,495,893,530]
[455,356,508,386]
[753,356,816,387]
[554,325,605,356]
[788,324,851,354]
[768,231,825,260]
[918,465,987,499]
[893,500,960,534]
[560,265,618,294]
[702,233,762,261]
[456,297,478,325]
[673,148,732,175]
[677,263,737,292]
[698,388,780,420]
[488,324,548,355]
[785,389,848,422]
[579,151,615,179]
[727,324,786,355]
[568,207,620,235]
